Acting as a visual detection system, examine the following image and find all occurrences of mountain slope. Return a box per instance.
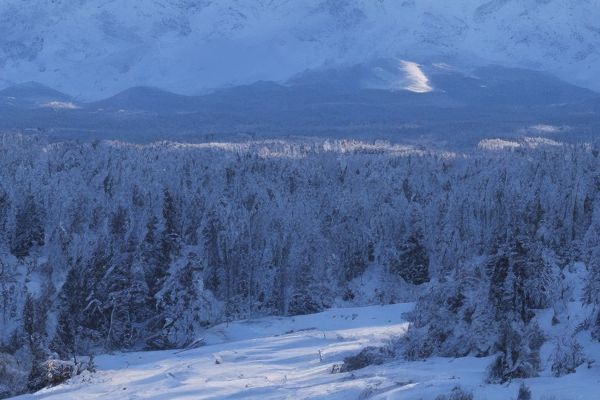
[0,0,599,99]
[2,62,600,148]
[0,82,75,109]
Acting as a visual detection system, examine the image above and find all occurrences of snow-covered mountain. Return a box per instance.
[1,0,599,99]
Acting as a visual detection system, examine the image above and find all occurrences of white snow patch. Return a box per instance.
[478,138,521,150]
[13,304,412,400]
[432,62,457,71]
[11,301,600,400]
[530,124,561,134]
[525,124,573,135]
[522,136,562,148]
[40,101,80,110]
[478,137,563,151]
[399,61,433,93]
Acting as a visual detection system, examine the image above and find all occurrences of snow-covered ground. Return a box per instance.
[11,301,600,400]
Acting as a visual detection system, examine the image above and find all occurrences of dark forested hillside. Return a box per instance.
[1,134,600,396]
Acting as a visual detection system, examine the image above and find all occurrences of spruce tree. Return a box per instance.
[393,228,430,285]
[11,195,45,258]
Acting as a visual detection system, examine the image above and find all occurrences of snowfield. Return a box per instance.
[12,302,600,400]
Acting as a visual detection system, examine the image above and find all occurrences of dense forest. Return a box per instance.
[1,134,599,397]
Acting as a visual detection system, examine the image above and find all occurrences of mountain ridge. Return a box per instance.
[1,63,599,147]
[1,0,599,99]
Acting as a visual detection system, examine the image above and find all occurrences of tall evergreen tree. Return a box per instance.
[11,195,45,258]
[392,228,430,285]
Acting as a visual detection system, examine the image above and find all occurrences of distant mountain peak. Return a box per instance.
[0,0,598,99]
[0,81,74,108]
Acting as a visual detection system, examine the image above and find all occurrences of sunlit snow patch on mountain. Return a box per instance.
[526,124,569,135]
[40,101,80,110]
[398,61,433,93]
[369,60,433,93]
[478,138,522,150]
[478,137,563,151]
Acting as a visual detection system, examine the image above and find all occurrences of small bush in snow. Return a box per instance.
[550,337,585,377]
[338,346,395,372]
[487,322,544,383]
[517,382,532,400]
[27,356,97,392]
[287,292,322,316]
[27,359,76,392]
[434,386,474,400]
[402,326,434,361]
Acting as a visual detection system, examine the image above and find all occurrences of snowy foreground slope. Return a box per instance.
[12,301,600,400]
